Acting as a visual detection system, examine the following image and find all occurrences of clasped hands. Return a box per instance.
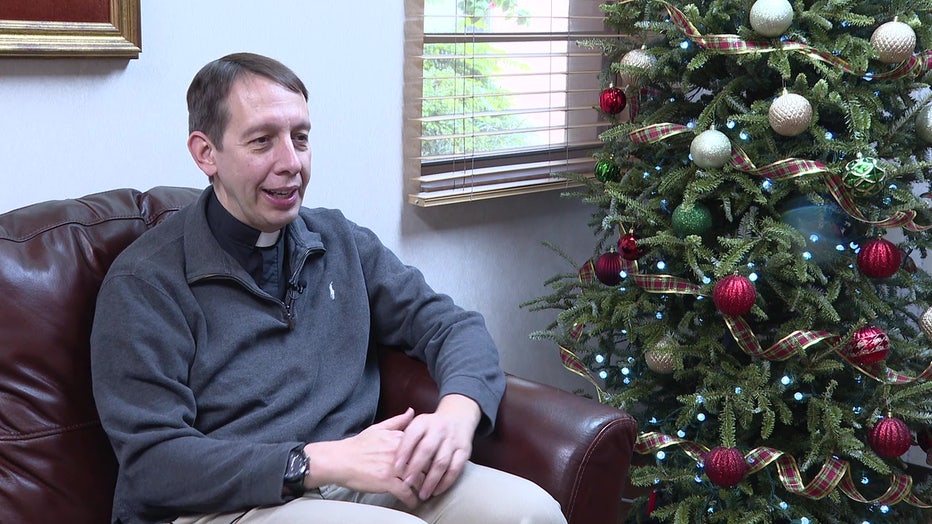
[302,394,481,508]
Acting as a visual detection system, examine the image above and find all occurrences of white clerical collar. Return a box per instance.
[255,230,281,248]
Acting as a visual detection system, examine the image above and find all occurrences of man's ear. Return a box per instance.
[187,131,218,177]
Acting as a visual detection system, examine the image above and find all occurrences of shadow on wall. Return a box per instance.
[401,188,594,238]
[0,57,131,79]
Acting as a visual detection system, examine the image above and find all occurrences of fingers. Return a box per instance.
[394,416,472,501]
[430,448,469,497]
[374,407,415,431]
[390,476,422,509]
[378,409,476,503]
[417,442,453,500]
[394,414,424,471]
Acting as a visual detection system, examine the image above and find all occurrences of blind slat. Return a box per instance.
[419,141,604,164]
[418,122,607,144]
[418,105,603,123]
[416,156,597,184]
[423,32,617,43]
[408,169,593,207]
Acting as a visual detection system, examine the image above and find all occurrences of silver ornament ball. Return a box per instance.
[917,105,932,144]
[690,129,732,169]
[871,20,916,64]
[618,48,655,87]
[921,307,932,340]
[768,92,812,136]
[749,0,794,37]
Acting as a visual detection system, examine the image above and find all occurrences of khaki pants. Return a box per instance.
[173,461,567,524]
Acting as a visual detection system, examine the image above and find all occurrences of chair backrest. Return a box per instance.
[0,187,201,523]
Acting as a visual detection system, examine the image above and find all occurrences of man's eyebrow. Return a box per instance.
[239,121,311,139]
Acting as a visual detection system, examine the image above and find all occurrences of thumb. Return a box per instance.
[374,407,415,430]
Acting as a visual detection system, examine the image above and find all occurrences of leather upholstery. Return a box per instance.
[0,187,636,524]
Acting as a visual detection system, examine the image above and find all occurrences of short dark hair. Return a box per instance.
[186,52,308,148]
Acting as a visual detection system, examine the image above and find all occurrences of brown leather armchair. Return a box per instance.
[0,187,637,524]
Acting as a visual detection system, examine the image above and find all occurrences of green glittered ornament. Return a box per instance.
[842,156,886,197]
[594,159,621,183]
[672,203,712,237]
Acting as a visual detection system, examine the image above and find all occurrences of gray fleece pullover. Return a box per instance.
[90,188,505,523]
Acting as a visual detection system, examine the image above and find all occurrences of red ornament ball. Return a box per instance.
[618,233,645,260]
[712,275,756,316]
[703,447,748,488]
[845,325,890,366]
[594,251,623,286]
[857,238,901,278]
[868,417,912,458]
[599,86,627,115]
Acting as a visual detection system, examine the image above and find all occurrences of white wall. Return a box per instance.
[0,1,598,393]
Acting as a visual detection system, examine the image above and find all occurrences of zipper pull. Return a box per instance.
[284,280,306,330]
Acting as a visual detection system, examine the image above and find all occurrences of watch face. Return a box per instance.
[285,449,308,482]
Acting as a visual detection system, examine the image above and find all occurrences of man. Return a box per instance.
[90,52,566,524]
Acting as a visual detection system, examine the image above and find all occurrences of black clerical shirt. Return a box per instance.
[205,191,287,299]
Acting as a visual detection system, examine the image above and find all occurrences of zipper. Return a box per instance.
[192,247,318,330]
[283,247,315,330]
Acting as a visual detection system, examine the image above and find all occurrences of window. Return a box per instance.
[404,0,611,206]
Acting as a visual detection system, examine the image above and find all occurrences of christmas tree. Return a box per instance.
[526,0,932,522]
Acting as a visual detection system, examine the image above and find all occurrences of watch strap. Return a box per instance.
[283,445,309,497]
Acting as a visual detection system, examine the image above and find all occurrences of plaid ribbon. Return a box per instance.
[648,0,932,81]
[730,144,829,181]
[835,346,932,385]
[745,447,847,499]
[635,431,708,460]
[629,123,691,144]
[558,345,606,402]
[725,315,839,361]
[636,431,932,507]
[630,273,702,294]
[824,174,932,232]
[578,259,595,283]
[838,471,923,507]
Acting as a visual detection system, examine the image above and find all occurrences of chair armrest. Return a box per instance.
[377,346,638,524]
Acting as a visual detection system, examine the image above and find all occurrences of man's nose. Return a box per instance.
[275,138,303,174]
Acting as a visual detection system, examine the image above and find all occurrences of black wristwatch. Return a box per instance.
[283,445,309,496]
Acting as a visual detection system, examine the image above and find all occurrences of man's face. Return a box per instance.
[206,74,311,233]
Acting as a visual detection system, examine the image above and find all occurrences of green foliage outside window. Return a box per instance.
[421,0,532,159]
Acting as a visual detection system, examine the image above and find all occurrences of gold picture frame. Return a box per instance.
[0,0,141,58]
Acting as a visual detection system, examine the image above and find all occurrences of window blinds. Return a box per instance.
[404,0,612,206]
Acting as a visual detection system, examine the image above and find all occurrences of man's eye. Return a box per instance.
[252,136,270,146]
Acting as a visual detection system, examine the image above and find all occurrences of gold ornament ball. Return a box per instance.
[618,48,655,87]
[917,105,932,144]
[921,307,932,340]
[749,0,794,37]
[645,337,677,374]
[768,92,812,136]
[871,20,916,64]
[690,129,732,168]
